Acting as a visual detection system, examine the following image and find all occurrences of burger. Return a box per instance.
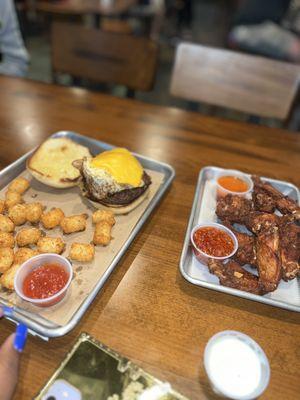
[76,148,152,214]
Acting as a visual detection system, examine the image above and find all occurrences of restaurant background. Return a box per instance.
[14,0,300,130]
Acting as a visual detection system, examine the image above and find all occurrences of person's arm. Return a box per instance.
[0,0,29,77]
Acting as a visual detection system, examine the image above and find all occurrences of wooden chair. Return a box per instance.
[170,43,300,123]
[51,22,158,96]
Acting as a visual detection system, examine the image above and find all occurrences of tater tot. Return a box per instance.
[14,248,39,264]
[26,202,44,224]
[8,177,30,194]
[0,248,14,273]
[69,243,95,262]
[8,204,27,226]
[0,215,14,233]
[0,232,14,248]
[0,200,5,214]
[16,227,41,247]
[41,208,65,229]
[0,263,20,290]
[93,222,113,246]
[37,236,65,254]
[60,214,88,234]
[92,210,115,226]
[5,190,23,209]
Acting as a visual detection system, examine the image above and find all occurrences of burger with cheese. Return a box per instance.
[76,148,152,214]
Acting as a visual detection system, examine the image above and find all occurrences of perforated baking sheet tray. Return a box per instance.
[0,131,175,338]
[179,166,300,312]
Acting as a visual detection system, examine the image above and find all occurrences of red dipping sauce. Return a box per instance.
[193,227,234,257]
[23,263,69,300]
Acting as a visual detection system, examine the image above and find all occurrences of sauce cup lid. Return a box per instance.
[14,254,73,306]
[191,222,238,260]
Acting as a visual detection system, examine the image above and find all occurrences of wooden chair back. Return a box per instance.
[170,43,300,120]
[51,22,158,91]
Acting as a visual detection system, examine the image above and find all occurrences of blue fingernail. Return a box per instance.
[2,306,13,317]
[14,323,28,352]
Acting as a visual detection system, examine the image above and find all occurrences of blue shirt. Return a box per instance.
[0,0,29,77]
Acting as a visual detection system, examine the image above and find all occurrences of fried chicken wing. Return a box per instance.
[252,177,276,213]
[279,222,300,281]
[252,176,300,216]
[246,212,280,235]
[223,222,256,266]
[208,259,265,295]
[216,194,253,224]
[256,231,281,292]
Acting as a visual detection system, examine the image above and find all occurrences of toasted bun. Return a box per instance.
[87,188,150,215]
[27,138,91,188]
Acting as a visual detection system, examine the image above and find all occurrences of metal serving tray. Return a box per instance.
[180,166,300,312]
[0,131,175,339]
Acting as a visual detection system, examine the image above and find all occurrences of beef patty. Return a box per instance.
[83,171,152,206]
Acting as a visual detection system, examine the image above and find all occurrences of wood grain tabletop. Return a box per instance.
[36,0,137,16]
[0,76,299,400]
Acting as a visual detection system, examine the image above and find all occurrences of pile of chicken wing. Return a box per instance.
[208,176,300,295]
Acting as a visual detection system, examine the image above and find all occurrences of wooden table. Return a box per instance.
[36,0,137,17]
[0,77,299,400]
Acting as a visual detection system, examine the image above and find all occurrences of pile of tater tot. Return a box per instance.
[0,177,115,291]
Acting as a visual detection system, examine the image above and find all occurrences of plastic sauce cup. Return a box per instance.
[14,254,73,308]
[216,170,253,199]
[204,331,270,400]
[190,222,238,265]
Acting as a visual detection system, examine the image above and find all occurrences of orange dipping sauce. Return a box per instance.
[23,263,69,299]
[218,176,249,193]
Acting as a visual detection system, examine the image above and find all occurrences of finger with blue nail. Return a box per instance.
[0,306,27,400]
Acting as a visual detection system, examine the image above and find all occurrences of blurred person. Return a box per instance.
[0,307,27,400]
[0,0,29,77]
[229,0,300,62]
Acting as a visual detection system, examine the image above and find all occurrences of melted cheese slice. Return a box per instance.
[91,148,143,187]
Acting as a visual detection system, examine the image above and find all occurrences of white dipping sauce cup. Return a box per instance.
[14,254,73,308]
[204,331,270,400]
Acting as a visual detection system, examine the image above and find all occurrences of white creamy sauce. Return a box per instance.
[206,336,262,398]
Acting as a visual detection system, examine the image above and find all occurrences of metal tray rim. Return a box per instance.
[0,131,175,338]
[179,166,300,313]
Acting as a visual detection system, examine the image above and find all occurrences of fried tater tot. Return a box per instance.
[16,227,42,247]
[92,210,115,226]
[0,200,5,214]
[37,236,65,254]
[8,177,30,194]
[60,214,88,234]
[26,202,44,224]
[93,222,113,246]
[0,248,14,273]
[14,248,39,264]
[0,215,14,233]
[8,204,27,226]
[0,232,14,248]
[5,190,23,209]
[41,208,65,229]
[69,243,95,262]
[0,264,20,290]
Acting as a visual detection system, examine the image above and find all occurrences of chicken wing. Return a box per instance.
[279,222,300,281]
[216,194,253,224]
[255,231,281,292]
[223,222,256,266]
[246,212,280,235]
[252,177,276,213]
[208,259,265,295]
[252,176,300,217]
